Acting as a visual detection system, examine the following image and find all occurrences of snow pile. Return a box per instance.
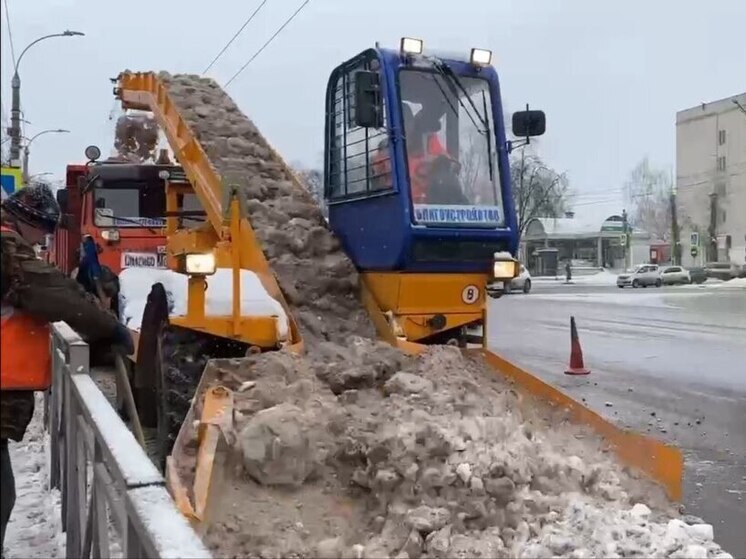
[199,343,733,559]
[160,72,375,345]
[533,269,619,286]
[712,277,746,289]
[5,395,65,559]
[117,266,288,337]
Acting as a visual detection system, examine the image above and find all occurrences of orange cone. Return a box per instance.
[564,316,590,375]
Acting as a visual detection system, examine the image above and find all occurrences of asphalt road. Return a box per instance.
[487,283,746,557]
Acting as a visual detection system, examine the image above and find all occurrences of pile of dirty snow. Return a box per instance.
[4,395,65,559]
[713,277,746,289]
[117,266,288,337]
[158,72,375,344]
[194,342,732,559]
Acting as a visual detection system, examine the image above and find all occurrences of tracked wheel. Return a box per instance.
[154,325,210,470]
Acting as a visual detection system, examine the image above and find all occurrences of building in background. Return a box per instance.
[676,93,746,267]
[521,213,650,273]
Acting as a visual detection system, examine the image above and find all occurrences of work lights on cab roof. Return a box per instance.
[470,48,492,67]
[399,37,493,68]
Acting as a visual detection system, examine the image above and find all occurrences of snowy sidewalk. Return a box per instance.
[4,397,65,559]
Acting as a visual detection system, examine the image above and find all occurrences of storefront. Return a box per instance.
[521,214,649,273]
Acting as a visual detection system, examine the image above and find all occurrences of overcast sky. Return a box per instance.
[2,0,744,220]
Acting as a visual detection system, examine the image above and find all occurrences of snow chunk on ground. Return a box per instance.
[5,396,65,559]
[118,267,288,337]
[533,269,620,286]
[713,277,746,289]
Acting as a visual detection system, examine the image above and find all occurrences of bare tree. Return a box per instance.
[293,165,326,217]
[624,157,672,241]
[511,151,571,241]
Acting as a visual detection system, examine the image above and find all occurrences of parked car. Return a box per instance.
[487,263,531,298]
[704,261,740,281]
[661,266,691,285]
[507,264,532,294]
[617,264,662,288]
[687,266,708,284]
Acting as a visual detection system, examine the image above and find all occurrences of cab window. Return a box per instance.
[326,53,392,200]
[93,180,166,228]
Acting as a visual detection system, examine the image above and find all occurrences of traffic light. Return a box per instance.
[690,232,699,247]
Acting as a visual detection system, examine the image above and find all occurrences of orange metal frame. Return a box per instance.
[115,71,302,350]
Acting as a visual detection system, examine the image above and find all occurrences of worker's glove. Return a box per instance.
[111,323,135,356]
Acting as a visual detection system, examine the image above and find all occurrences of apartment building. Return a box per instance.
[676,93,746,267]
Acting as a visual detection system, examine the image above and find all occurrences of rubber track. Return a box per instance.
[157,326,210,461]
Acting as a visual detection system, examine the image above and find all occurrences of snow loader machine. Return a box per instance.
[110,38,683,524]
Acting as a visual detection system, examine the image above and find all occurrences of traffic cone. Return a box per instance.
[564,316,590,375]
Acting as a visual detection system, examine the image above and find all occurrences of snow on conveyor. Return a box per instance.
[118,267,289,337]
[4,396,64,559]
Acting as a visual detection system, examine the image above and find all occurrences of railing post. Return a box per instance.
[49,322,210,559]
[65,373,81,557]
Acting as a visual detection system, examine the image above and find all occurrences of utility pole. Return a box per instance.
[708,192,718,262]
[670,178,680,265]
[9,31,84,165]
[622,208,630,270]
[21,129,70,184]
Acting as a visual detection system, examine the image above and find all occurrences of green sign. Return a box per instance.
[690,246,698,257]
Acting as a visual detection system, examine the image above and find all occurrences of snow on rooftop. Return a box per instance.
[524,214,642,239]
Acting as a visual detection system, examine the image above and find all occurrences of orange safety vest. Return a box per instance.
[0,226,52,391]
[409,134,449,204]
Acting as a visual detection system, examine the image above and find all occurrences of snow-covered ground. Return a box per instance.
[532,269,619,286]
[4,396,65,559]
[118,267,288,337]
[712,277,746,289]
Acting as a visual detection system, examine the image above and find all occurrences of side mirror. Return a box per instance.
[56,189,69,214]
[512,110,546,137]
[353,71,384,128]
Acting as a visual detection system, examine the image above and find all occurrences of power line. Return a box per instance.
[225,0,310,88]
[3,0,16,67]
[203,0,268,74]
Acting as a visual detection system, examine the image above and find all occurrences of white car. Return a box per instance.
[617,264,662,288]
[487,262,531,298]
[661,266,691,285]
[507,264,532,294]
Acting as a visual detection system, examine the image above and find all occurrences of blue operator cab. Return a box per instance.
[323,37,546,275]
[323,37,546,345]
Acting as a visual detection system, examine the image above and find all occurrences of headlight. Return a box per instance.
[400,37,423,55]
[101,229,120,241]
[470,48,492,66]
[493,259,518,280]
[185,253,216,275]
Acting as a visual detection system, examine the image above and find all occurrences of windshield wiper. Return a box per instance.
[433,61,488,134]
[481,90,495,182]
[431,60,495,182]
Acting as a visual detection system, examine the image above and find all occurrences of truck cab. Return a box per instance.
[51,153,197,277]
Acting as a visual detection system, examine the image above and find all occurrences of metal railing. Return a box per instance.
[46,322,211,559]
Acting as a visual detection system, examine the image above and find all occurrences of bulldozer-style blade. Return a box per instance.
[476,348,683,501]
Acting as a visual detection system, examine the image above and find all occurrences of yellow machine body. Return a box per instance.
[112,72,683,527]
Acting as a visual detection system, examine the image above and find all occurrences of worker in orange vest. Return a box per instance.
[406,103,468,206]
[0,182,133,552]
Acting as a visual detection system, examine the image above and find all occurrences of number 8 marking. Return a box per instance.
[462,284,480,304]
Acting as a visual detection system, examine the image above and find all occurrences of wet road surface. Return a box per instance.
[487,284,746,556]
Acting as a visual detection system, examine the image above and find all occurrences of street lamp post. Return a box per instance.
[8,30,84,164]
[22,129,70,184]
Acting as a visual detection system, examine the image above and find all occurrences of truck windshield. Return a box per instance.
[399,68,503,228]
[93,181,166,228]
